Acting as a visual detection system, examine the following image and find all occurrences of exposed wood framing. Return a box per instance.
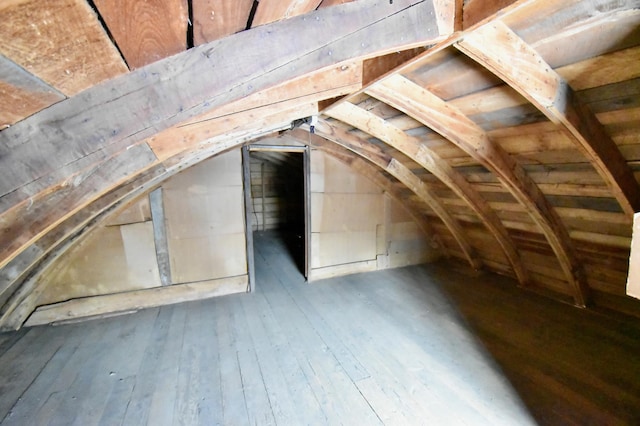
[369,74,589,306]
[325,100,528,284]
[0,0,127,96]
[456,20,640,217]
[242,146,256,291]
[0,0,444,276]
[252,0,322,27]
[312,119,482,270]
[300,131,446,254]
[192,0,254,45]
[92,0,189,69]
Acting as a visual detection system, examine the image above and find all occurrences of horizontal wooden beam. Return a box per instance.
[457,20,640,217]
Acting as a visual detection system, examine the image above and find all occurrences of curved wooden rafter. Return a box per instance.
[311,118,483,271]
[456,20,640,217]
[290,130,447,254]
[369,74,589,307]
[324,100,529,285]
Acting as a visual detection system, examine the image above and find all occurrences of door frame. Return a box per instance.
[241,144,311,291]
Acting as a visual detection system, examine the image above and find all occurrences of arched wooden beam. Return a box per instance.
[311,118,483,271]
[456,20,640,217]
[0,0,446,270]
[369,74,589,307]
[289,129,447,254]
[325,100,529,285]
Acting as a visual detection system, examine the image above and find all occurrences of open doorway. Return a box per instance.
[242,145,310,289]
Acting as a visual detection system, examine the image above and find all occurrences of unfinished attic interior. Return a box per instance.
[2,0,640,423]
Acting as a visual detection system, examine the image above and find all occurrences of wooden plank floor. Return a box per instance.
[2,231,640,425]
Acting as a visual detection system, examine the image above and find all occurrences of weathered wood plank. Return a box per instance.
[93,0,188,69]
[0,0,439,202]
[252,0,323,27]
[375,73,589,306]
[192,0,254,45]
[0,56,64,127]
[0,0,127,96]
[149,188,172,286]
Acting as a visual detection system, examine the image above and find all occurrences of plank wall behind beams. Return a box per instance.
[456,20,640,218]
[312,120,483,271]
[325,101,527,285]
[0,56,65,127]
[0,0,127,96]
[92,0,189,69]
[251,0,323,27]
[369,74,590,307]
[192,0,254,45]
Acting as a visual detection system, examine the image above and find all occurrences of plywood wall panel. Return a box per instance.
[93,0,188,69]
[0,0,127,96]
[37,222,161,305]
[627,213,640,299]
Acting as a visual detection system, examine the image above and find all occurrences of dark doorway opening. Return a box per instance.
[245,146,308,278]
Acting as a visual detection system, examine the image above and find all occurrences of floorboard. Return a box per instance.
[1,230,640,424]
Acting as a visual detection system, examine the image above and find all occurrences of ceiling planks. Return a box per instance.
[0,0,127,96]
[192,0,254,45]
[370,74,590,306]
[457,21,640,218]
[92,0,189,69]
[252,0,323,27]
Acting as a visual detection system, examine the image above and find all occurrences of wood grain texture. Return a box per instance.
[93,0,188,69]
[252,0,323,27]
[313,119,483,271]
[327,100,528,284]
[0,56,64,127]
[192,0,254,45]
[0,0,127,96]
[457,21,640,217]
[376,74,589,306]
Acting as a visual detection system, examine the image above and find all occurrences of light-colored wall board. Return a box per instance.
[627,213,640,299]
[37,222,161,304]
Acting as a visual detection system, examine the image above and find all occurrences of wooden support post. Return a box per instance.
[242,146,256,292]
[149,188,172,286]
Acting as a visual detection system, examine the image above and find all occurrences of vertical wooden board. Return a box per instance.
[0,0,127,96]
[252,0,322,27]
[627,213,640,299]
[192,0,254,45]
[92,0,188,69]
[310,149,326,193]
[0,56,64,126]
